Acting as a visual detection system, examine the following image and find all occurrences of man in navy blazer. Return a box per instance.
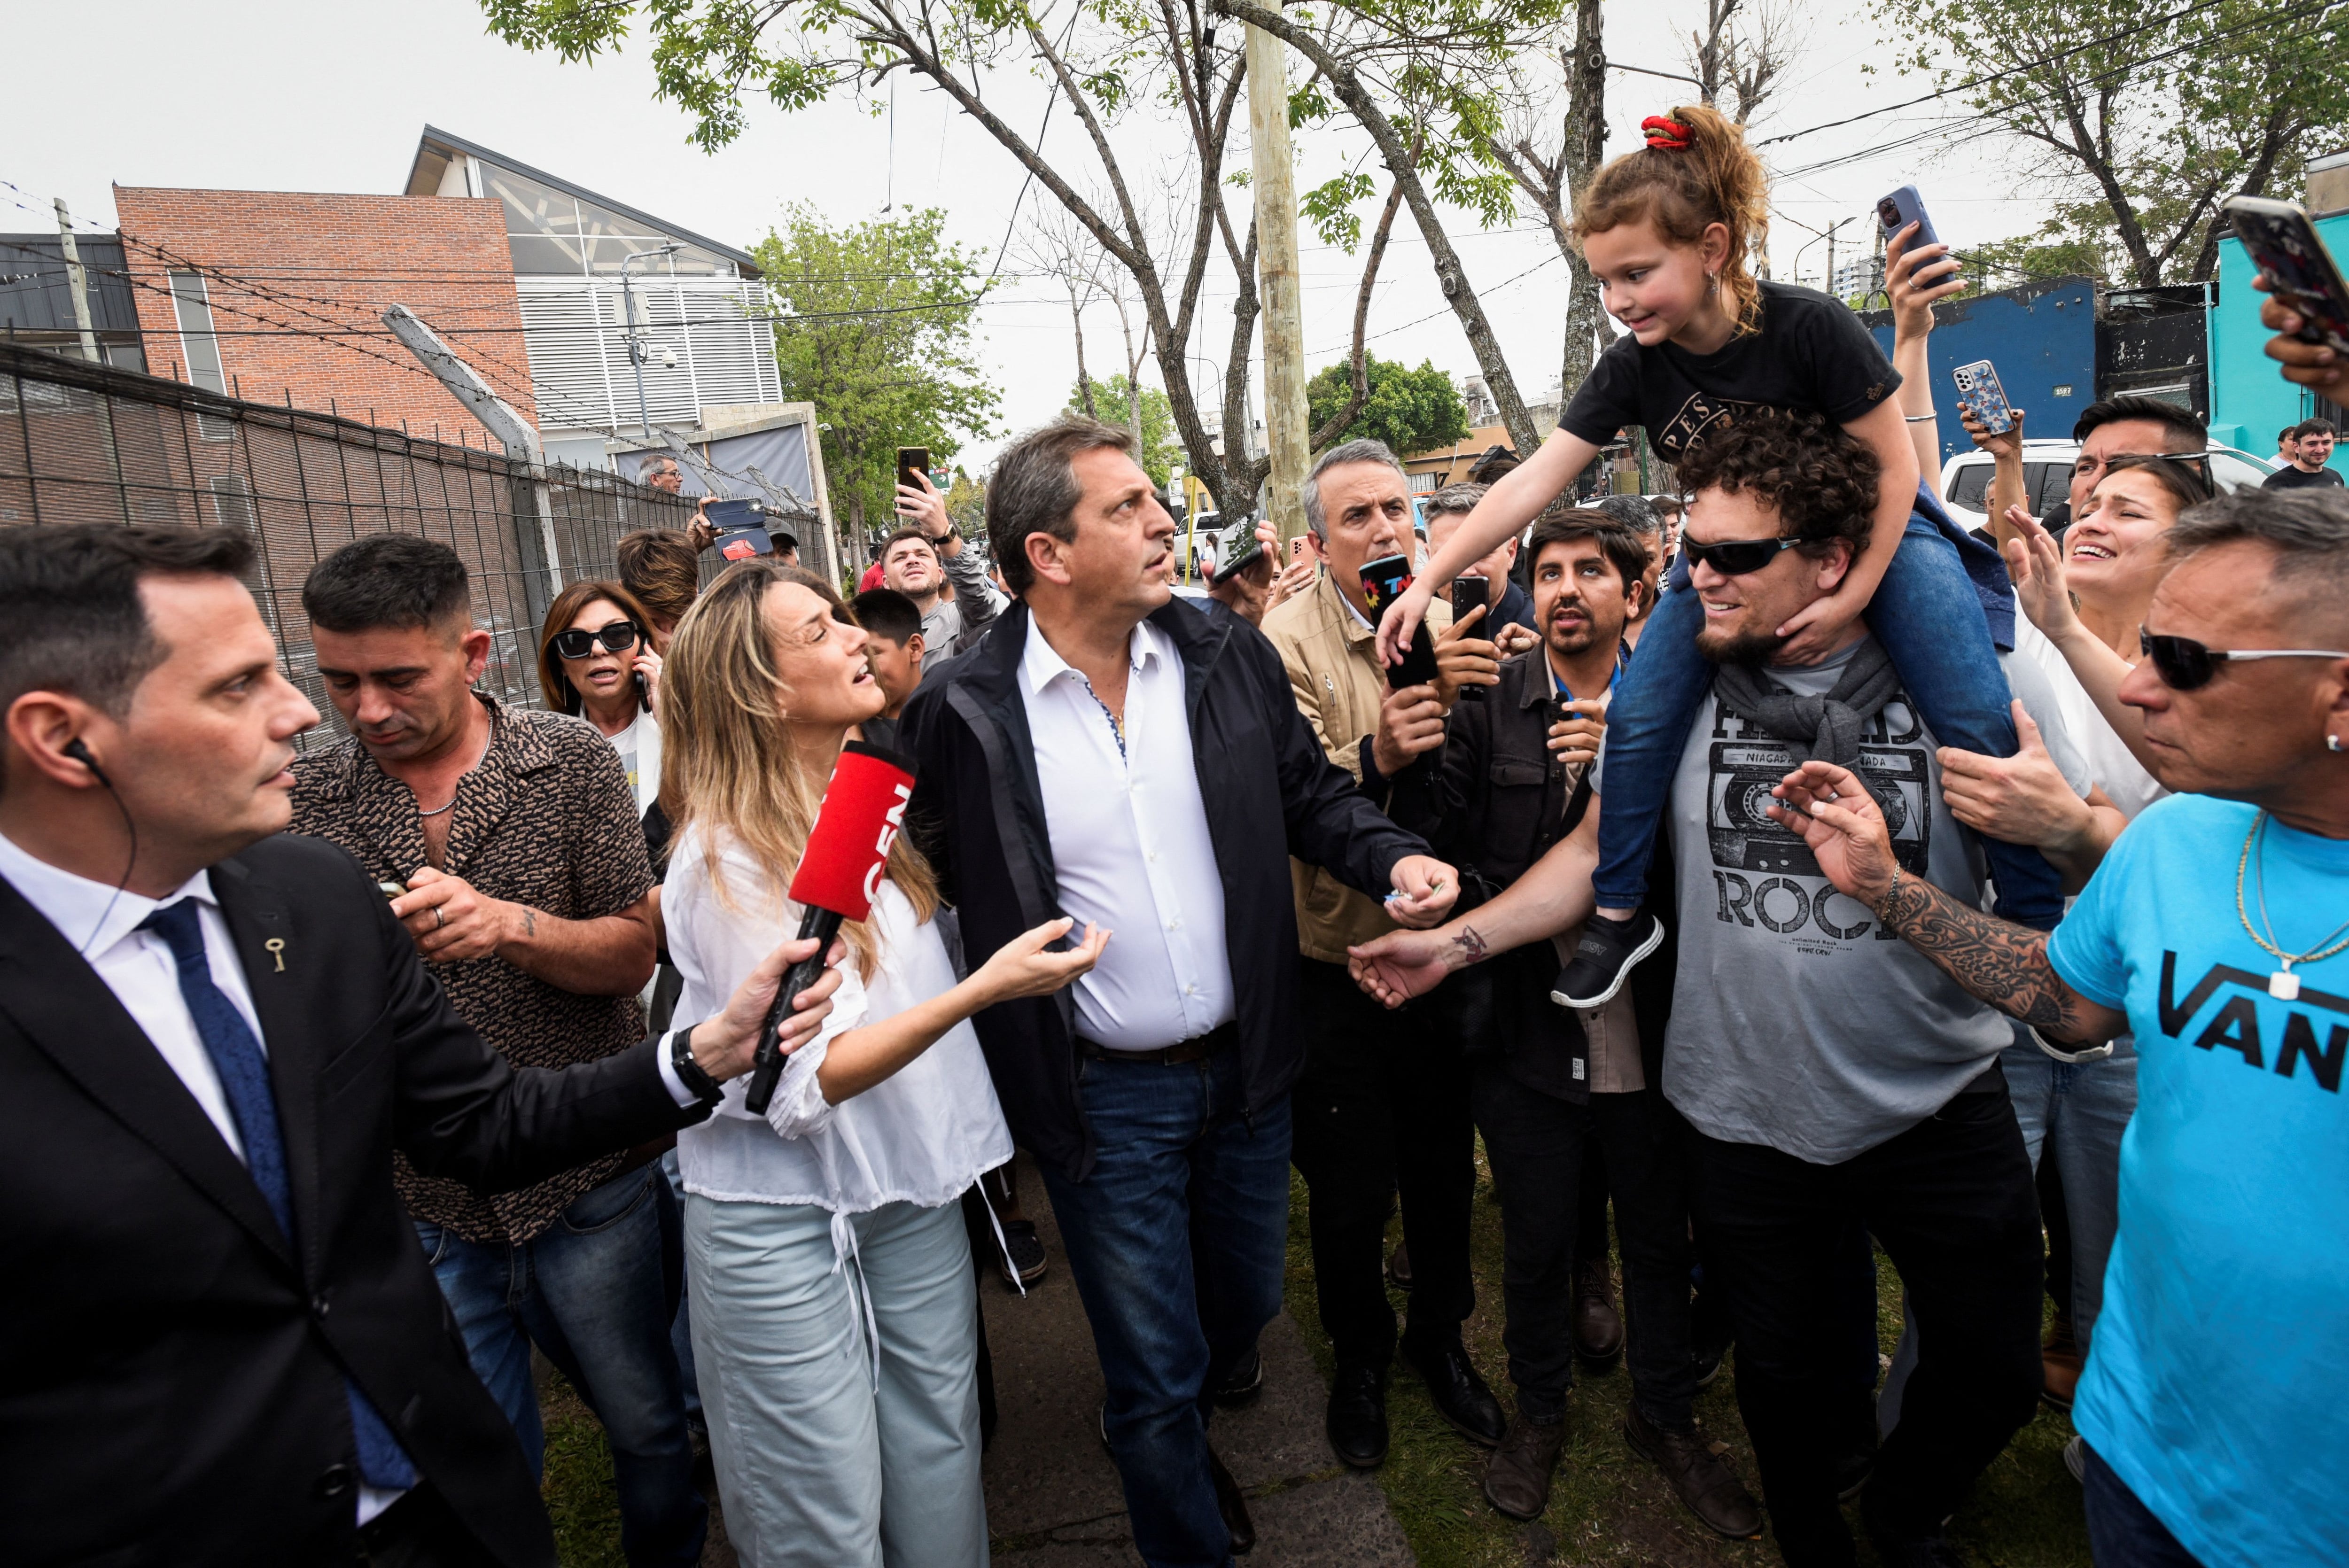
[0,524,838,1567]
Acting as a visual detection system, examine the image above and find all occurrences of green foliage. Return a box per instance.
[1869,0,2349,284]
[1305,354,1470,459]
[752,205,1000,542]
[1301,170,1378,249]
[1964,200,2123,286]
[1070,375,1181,487]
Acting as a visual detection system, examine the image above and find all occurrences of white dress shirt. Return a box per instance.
[1021,615,1235,1049]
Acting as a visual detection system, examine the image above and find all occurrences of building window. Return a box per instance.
[209,474,257,529]
[1409,471,1439,494]
[170,272,236,440]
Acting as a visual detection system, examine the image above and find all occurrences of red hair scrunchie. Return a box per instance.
[1641,115,1693,150]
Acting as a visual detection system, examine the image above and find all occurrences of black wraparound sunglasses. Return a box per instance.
[2139,629,2349,690]
[552,621,642,660]
[1680,535,1838,576]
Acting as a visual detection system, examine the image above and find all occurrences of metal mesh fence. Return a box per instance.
[0,342,701,747]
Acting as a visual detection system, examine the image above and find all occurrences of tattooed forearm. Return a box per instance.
[1875,875,2115,1044]
[1452,924,1490,964]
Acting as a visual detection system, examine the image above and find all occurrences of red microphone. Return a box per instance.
[742,740,918,1114]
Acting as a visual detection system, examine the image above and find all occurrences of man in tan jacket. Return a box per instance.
[1260,438,1502,1470]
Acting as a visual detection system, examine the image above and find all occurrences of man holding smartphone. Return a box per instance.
[1260,440,1507,1469]
[887,469,1000,658]
[1423,482,1539,646]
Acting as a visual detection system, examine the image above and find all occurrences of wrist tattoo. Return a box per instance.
[523,908,537,938]
[1452,924,1490,964]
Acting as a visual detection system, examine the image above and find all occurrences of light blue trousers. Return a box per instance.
[686,1193,988,1568]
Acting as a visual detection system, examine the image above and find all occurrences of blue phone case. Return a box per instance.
[1951,360,2015,437]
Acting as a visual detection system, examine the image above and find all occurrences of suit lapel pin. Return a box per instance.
[264,937,287,973]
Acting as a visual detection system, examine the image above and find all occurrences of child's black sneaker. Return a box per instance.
[1551,911,1665,1008]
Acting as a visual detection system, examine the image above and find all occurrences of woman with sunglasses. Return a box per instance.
[537,580,666,818]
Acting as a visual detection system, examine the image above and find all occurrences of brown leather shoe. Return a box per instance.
[1386,1239,1414,1290]
[1623,1402,1762,1540]
[2042,1304,2081,1412]
[1206,1445,1255,1555]
[1482,1415,1569,1521]
[1573,1257,1624,1363]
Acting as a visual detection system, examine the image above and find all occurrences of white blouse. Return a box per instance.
[2013,617,2167,822]
[665,824,1013,1216]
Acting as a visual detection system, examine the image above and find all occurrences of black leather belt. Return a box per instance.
[1077,1020,1237,1066]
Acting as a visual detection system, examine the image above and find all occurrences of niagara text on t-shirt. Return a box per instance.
[1558,280,1901,461]
[1593,636,2088,1164]
[2045,794,2349,1568]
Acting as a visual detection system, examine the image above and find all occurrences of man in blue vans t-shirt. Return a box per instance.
[1771,487,2349,1568]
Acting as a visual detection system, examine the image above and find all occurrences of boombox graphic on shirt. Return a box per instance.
[1703,701,1933,881]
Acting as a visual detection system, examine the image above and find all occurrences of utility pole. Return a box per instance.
[54,199,101,364]
[621,242,683,442]
[1245,6,1311,544]
[382,303,564,627]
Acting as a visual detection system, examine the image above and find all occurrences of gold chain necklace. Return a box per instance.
[2232,810,2349,1000]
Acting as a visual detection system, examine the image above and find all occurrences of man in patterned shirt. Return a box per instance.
[290,536,701,1567]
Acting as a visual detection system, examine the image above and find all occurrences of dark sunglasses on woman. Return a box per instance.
[1680,535,1837,576]
[2138,629,2349,690]
[552,622,643,660]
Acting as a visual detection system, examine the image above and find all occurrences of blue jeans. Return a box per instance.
[413,1162,705,1568]
[1035,1048,1293,1568]
[1596,482,2065,930]
[2082,1442,2208,1567]
[2000,1030,2138,1345]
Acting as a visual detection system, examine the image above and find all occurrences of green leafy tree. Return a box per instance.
[1069,375,1181,487]
[753,205,999,554]
[1869,0,2349,285]
[1306,355,1470,460]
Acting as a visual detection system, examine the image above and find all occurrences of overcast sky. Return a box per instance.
[12,0,2034,467]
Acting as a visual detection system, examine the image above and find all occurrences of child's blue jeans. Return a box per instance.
[1592,482,2064,930]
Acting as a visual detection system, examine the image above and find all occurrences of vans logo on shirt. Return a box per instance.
[2157,952,2348,1092]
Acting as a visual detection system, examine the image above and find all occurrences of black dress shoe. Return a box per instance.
[1212,1345,1265,1409]
[1325,1362,1388,1468]
[1406,1337,1507,1447]
[1206,1445,1255,1555]
[1861,1483,1969,1566]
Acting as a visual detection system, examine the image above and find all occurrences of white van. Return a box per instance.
[1937,440,2275,531]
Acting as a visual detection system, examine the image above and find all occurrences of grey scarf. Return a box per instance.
[1711,638,1900,769]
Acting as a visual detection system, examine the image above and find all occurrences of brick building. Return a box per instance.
[111,186,537,436]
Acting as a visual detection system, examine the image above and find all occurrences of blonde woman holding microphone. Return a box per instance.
[658,559,1107,1568]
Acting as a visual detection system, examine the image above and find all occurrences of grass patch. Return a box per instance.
[1280,1148,2093,1567]
[541,1372,629,1568]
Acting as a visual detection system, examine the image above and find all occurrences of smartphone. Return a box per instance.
[2223,195,2349,357]
[1288,536,1310,563]
[896,447,932,495]
[1876,185,1957,287]
[1360,553,1441,688]
[1449,576,1490,701]
[1951,360,2016,436]
[704,496,773,561]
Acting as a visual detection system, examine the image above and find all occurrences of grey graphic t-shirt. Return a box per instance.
[1602,635,2088,1164]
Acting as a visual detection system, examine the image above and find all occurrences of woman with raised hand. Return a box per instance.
[657,559,1107,1568]
[1926,453,2206,1451]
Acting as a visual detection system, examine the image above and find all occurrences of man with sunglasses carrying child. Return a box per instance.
[1352,409,2093,1568]
[290,536,709,1567]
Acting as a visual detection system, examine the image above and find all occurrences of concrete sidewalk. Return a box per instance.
[980,1154,1415,1567]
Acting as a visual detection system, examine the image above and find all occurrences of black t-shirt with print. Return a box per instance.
[2262,463,2346,490]
[1559,280,1901,460]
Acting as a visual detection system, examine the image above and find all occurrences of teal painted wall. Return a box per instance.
[2210,209,2349,472]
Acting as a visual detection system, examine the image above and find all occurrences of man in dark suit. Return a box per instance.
[0,525,840,1567]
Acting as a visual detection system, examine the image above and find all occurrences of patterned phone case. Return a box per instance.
[1952,360,2015,436]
